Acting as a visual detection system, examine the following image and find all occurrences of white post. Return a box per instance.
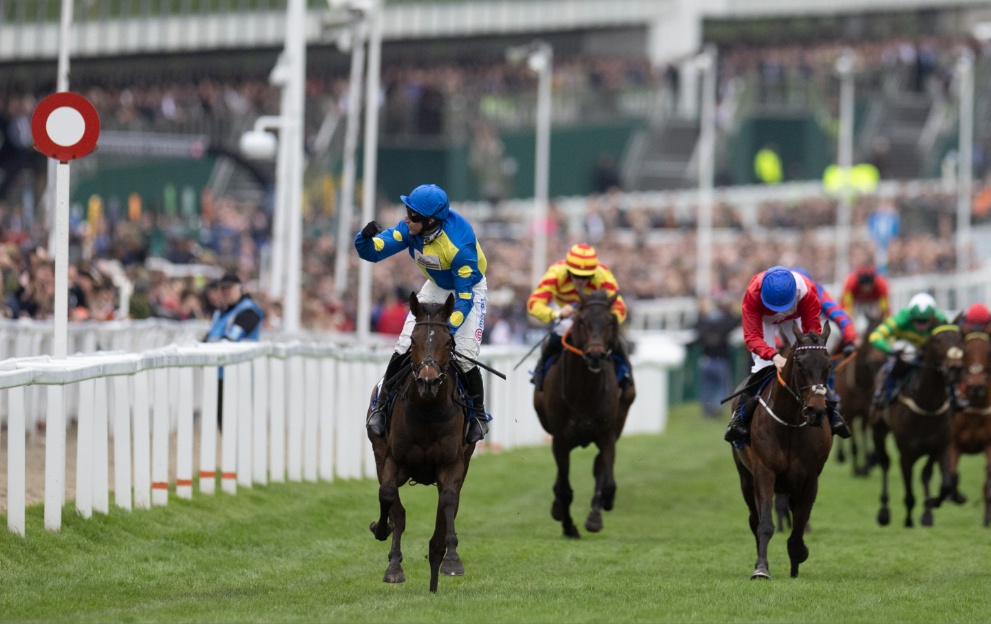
[151,368,170,506]
[75,379,94,518]
[304,358,319,482]
[695,45,717,299]
[112,375,132,510]
[252,357,269,485]
[54,163,70,359]
[282,0,308,333]
[44,385,65,531]
[132,371,151,509]
[287,356,305,480]
[92,376,109,514]
[356,0,383,340]
[221,364,238,494]
[531,43,553,289]
[834,50,855,283]
[956,51,974,307]
[236,362,253,488]
[8,386,26,536]
[199,367,219,495]
[176,367,194,499]
[334,15,367,297]
[318,358,336,481]
[269,357,286,483]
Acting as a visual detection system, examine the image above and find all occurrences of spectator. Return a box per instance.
[692,295,740,418]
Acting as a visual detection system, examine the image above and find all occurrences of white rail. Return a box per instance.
[0,333,684,537]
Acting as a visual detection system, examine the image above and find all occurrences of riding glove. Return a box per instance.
[361,221,382,238]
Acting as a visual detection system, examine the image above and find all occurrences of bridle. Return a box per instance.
[560,299,616,370]
[412,319,454,381]
[760,344,830,428]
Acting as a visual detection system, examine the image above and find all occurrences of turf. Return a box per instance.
[1,403,990,623]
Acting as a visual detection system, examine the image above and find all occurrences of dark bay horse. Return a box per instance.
[834,314,886,476]
[533,289,635,538]
[871,324,964,528]
[948,325,991,525]
[367,293,476,593]
[732,323,832,580]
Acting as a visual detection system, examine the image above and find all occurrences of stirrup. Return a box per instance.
[466,413,488,444]
[366,405,387,437]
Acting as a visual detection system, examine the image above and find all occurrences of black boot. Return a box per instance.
[465,366,489,444]
[367,351,407,437]
[531,334,563,391]
[826,398,852,439]
[616,337,634,391]
[724,396,753,444]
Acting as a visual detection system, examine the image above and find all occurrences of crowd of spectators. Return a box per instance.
[2,33,990,344]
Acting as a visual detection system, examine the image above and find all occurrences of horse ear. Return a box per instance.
[409,291,421,317]
[608,291,620,307]
[444,293,456,317]
[791,323,802,341]
[820,321,831,342]
[952,311,964,327]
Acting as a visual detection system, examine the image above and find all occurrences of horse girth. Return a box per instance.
[895,393,950,417]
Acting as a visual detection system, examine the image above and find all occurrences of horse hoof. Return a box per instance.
[563,526,581,539]
[585,513,603,533]
[369,521,392,541]
[921,510,934,527]
[551,501,564,522]
[440,558,464,577]
[383,567,406,584]
[877,508,890,526]
[904,517,914,528]
[750,569,771,580]
[951,491,968,505]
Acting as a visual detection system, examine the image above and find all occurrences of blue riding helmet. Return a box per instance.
[760,266,797,312]
[400,183,450,221]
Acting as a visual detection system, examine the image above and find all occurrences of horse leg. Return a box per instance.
[438,473,466,578]
[786,482,817,578]
[750,464,775,580]
[370,458,398,541]
[984,454,991,527]
[899,453,917,528]
[835,437,847,464]
[733,453,760,545]
[551,437,580,539]
[947,444,968,505]
[919,456,935,527]
[874,423,892,526]
[774,494,791,533]
[585,439,617,534]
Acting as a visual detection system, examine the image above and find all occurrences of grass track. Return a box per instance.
[2,403,990,623]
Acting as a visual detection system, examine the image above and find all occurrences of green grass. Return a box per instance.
[2,403,991,623]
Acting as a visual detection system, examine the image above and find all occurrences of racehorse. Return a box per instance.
[732,323,832,580]
[833,314,886,476]
[948,324,991,525]
[871,324,964,528]
[367,292,476,593]
[533,289,635,538]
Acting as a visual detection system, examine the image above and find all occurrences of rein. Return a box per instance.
[559,301,615,360]
[762,344,830,429]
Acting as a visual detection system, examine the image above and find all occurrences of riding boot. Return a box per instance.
[825,397,852,439]
[872,357,896,410]
[464,366,489,444]
[616,337,635,391]
[531,334,563,391]
[367,351,406,437]
[724,374,756,443]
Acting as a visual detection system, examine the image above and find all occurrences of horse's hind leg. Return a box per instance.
[750,465,775,580]
[920,456,939,527]
[947,444,968,505]
[551,438,580,539]
[586,439,617,533]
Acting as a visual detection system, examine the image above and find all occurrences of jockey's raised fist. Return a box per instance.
[361,221,382,238]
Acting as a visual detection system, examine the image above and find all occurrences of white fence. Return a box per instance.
[0,332,684,537]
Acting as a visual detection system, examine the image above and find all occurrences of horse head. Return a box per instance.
[409,292,455,401]
[570,289,621,373]
[923,324,964,390]
[781,322,832,425]
[961,329,991,405]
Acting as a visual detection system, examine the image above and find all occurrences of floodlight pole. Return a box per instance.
[956,50,974,306]
[268,58,291,302]
[834,50,854,284]
[695,44,717,300]
[356,0,382,340]
[282,0,307,333]
[46,0,74,254]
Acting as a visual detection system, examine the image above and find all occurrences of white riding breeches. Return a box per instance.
[394,277,487,373]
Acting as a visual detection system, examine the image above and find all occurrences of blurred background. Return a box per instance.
[1,0,991,362]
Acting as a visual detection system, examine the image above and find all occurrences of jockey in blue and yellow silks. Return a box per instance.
[355,183,490,443]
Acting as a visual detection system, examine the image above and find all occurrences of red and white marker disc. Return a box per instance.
[31,92,100,162]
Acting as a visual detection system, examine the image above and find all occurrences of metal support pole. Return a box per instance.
[695,45,716,299]
[282,0,307,333]
[531,43,553,289]
[834,50,854,283]
[356,0,382,340]
[334,15,367,297]
[46,0,74,254]
[269,60,292,300]
[956,51,974,304]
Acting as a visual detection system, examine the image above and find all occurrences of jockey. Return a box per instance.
[841,264,890,319]
[869,292,948,409]
[355,183,490,444]
[793,267,858,355]
[960,302,991,334]
[526,243,633,393]
[724,266,852,444]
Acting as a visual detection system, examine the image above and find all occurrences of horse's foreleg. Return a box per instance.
[370,458,398,541]
[900,453,917,528]
[551,438,579,539]
[585,439,617,534]
[438,472,466,578]
[945,444,967,505]
[384,495,407,584]
[874,424,892,526]
[750,464,775,580]
[787,482,817,578]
